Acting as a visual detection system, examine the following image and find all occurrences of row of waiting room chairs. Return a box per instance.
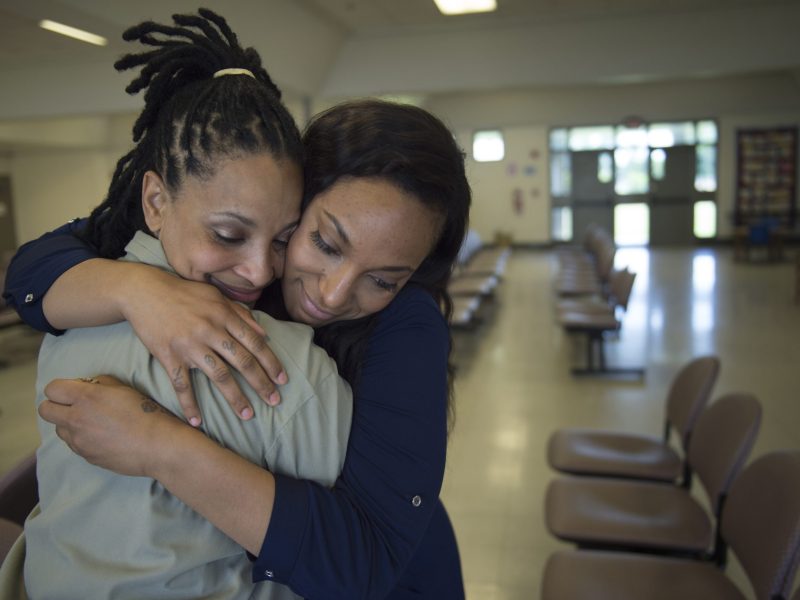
[555,224,643,377]
[541,355,800,599]
[448,229,509,328]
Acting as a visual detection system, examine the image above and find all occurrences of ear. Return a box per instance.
[141,171,169,236]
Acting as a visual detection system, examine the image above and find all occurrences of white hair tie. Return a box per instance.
[213,68,256,79]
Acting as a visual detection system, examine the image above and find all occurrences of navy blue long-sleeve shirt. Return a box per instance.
[3,222,464,600]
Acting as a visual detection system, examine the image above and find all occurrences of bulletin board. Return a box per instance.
[734,127,797,226]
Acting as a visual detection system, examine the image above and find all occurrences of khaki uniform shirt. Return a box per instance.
[11,231,352,599]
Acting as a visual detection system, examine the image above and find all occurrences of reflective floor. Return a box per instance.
[443,246,800,600]
[2,246,799,599]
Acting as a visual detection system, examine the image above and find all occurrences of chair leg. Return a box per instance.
[571,331,645,379]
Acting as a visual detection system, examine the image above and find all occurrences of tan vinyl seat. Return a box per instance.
[547,356,720,484]
[556,267,636,316]
[545,393,761,562]
[541,450,800,600]
[556,239,616,297]
[558,269,642,377]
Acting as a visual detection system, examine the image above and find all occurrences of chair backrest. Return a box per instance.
[665,355,721,450]
[593,242,616,281]
[687,393,761,516]
[722,451,800,600]
[0,453,38,526]
[607,269,636,312]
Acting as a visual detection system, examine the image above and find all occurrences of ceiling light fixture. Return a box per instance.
[39,19,108,46]
[434,0,497,15]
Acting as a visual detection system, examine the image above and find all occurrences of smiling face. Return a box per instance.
[282,177,443,327]
[142,152,302,305]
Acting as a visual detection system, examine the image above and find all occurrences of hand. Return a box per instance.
[120,266,287,426]
[39,376,179,478]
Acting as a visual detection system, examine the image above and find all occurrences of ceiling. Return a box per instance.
[0,0,798,120]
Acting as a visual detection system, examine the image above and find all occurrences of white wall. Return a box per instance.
[457,126,550,245]
[11,148,119,243]
[427,72,800,242]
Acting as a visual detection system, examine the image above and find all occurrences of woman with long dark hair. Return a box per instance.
[3,9,471,599]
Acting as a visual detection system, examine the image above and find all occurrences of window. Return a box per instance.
[696,120,718,145]
[568,126,614,151]
[695,145,717,192]
[552,207,573,241]
[648,122,696,147]
[614,147,649,195]
[549,119,718,243]
[550,128,569,151]
[473,130,504,162]
[650,148,666,181]
[694,200,717,238]
[597,152,613,183]
[550,152,572,197]
[614,203,650,246]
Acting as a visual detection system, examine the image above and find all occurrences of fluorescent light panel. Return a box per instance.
[434,0,497,15]
[39,19,107,46]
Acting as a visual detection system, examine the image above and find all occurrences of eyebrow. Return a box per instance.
[322,210,351,246]
[211,211,257,228]
[212,212,300,235]
[322,209,414,274]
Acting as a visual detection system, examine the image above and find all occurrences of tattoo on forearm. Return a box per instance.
[140,397,170,415]
[204,354,216,367]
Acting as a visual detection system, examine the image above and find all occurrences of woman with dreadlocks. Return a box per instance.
[0,8,352,600]
[3,8,469,600]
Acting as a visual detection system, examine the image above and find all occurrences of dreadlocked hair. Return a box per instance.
[79,8,303,257]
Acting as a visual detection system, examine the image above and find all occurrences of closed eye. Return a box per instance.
[310,230,338,256]
[370,275,398,292]
[213,230,244,245]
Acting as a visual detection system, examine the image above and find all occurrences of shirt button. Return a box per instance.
[24,293,34,304]
[264,570,274,578]
[411,495,422,507]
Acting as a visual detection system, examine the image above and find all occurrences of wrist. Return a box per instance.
[141,408,187,480]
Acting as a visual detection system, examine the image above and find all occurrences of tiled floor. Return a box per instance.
[2,245,799,599]
[443,245,800,599]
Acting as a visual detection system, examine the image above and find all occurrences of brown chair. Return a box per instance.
[541,450,800,600]
[545,393,761,565]
[0,453,37,565]
[548,356,720,486]
[556,267,635,317]
[556,241,616,297]
[558,269,642,378]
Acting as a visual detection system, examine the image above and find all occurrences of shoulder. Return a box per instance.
[250,311,346,395]
[364,285,449,365]
[373,285,446,335]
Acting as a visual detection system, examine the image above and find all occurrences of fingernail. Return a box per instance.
[277,371,288,385]
[240,407,253,420]
[189,417,201,427]
[269,391,280,406]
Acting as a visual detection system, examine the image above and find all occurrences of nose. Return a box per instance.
[319,263,356,310]
[237,249,275,290]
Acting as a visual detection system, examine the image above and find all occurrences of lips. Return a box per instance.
[209,277,263,304]
[298,282,337,324]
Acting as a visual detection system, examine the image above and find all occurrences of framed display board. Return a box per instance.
[734,127,797,226]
